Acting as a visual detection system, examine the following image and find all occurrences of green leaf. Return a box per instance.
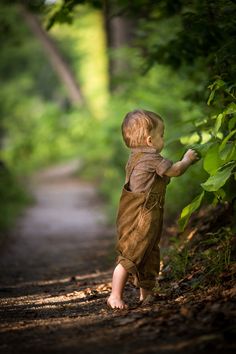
[207,90,216,106]
[228,144,236,161]
[207,80,225,106]
[201,162,236,192]
[213,113,223,136]
[178,191,205,231]
[219,129,236,152]
[208,79,225,91]
[187,142,213,159]
[228,116,236,131]
[224,102,236,115]
[220,142,236,161]
[203,143,222,175]
[215,79,226,88]
[214,188,226,201]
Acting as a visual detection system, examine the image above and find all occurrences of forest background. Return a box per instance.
[0,0,235,235]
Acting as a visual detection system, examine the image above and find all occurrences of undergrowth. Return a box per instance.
[161,210,235,288]
[0,166,33,236]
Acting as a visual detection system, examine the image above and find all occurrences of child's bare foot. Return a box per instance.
[139,294,156,306]
[139,288,152,302]
[107,295,128,310]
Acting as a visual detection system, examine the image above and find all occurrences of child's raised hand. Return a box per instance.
[183,149,199,164]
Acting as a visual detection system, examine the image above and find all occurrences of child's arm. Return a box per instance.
[164,149,199,177]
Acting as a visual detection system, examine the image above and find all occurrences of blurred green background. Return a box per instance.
[0,0,235,232]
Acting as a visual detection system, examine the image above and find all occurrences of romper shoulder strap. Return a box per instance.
[125,152,143,184]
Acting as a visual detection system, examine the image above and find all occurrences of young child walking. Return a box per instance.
[107,109,198,309]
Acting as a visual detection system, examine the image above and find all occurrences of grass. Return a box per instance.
[161,224,235,287]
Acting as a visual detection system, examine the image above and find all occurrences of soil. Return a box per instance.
[0,161,235,354]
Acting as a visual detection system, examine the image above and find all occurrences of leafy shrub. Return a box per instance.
[179,79,236,230]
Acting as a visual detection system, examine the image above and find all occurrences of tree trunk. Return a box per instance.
[103,0,135,92]
[19,5,84,107]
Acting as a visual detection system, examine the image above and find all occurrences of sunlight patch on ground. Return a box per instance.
[0,270,112,290]
[0,313,107,333]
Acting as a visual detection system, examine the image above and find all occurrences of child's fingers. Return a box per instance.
[184,149,199,163]
[182,148,201,163]
[189,149,199,157]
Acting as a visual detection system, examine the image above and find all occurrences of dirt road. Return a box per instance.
[0,161,113,285]
[0,161,116,353]
[0,161,235,354]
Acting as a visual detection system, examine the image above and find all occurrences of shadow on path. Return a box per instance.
[0,161,235,354]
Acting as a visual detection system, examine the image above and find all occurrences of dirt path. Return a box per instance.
[0,161,235,354]
[0,160,112,286]
[0,161,115,352]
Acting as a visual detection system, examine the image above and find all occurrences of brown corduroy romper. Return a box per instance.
[116,152,171,290]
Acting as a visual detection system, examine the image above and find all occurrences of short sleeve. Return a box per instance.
[155,156,173,177]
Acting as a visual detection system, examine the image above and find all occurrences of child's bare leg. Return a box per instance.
[107,263,129,309]
[139,288,152,301]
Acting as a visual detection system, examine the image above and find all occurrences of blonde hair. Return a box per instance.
[121,109,163,148]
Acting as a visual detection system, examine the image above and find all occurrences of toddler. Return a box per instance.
[107,109,198,309]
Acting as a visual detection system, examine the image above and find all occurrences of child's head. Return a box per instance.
[121,109,164,152]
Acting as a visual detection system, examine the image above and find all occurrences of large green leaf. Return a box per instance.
[187,142,213,159]
[201,161,236,192]
[178,191,205,231]
[220,142,236,162]
[203,142,222,175]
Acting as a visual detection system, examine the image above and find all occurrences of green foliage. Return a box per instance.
[49,5,109,118]
[1,1,235,233]
[162,225,234,286]
[200,227,233,283]
[201,161,235,192]
[135,0,236,83]
[0,3,107,175]
[0,167,32,233]
[178,80,236,230]
[28,0,233,229]
[203,143,222,174]
[0,3,96,230]
[45,0,101,30]
[178,191,205,231]
[162,237,190,280]
[128,0,236,230]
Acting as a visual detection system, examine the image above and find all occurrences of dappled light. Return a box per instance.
[0,272,113,333]
[0,0,235,353]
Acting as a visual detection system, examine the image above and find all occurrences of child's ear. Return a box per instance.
[146,135,152,147]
